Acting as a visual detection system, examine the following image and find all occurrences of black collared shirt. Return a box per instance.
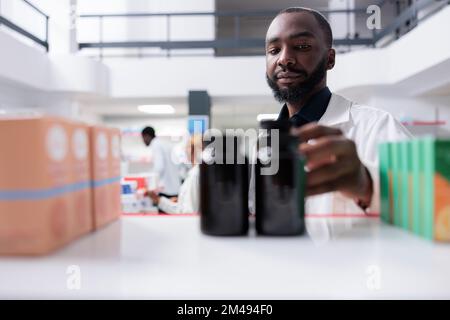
[277,87,332,127]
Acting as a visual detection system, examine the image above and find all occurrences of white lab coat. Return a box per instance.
[249,93,412,217]
[158,165,200,214]
[149,137,181,196]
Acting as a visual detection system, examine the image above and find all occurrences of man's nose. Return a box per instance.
[278,48,296,68]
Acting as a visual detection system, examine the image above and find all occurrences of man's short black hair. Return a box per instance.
[278,7,333,49]
[141,126,155,138]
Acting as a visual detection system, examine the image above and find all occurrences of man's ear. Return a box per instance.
[327,48,336,70]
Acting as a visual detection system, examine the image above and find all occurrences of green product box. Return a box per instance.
[411,139,422,235]
[400,141,411,230]
[407,141,414,231]
[422,138,435,240]
[378,138,450,241]
[388,143,395,225]
[378,142,390,223]
[392,142,402,227]
[434,139,450,241]
[421,138,450,241]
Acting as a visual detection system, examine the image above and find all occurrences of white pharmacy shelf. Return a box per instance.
[1,216,450,299]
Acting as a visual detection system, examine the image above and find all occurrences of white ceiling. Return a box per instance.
[216,0,331,12]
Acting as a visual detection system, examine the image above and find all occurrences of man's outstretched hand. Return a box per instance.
[291,123,373,207]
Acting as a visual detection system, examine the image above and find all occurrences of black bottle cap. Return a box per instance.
[259,119,291,132]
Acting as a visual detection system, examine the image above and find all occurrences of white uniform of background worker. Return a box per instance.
[249,7,412,219]
[147,135,201,214]
[142,126,181,198]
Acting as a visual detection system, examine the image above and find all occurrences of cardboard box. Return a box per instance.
[68,122,93,237]
[89,126,121,229]
[109,127,122,223]
[0,116,92,255]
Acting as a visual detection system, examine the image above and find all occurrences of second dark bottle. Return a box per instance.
[255,120,306,236]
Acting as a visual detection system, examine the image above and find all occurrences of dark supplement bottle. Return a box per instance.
[200,134,249,236]
[255,120,305,236]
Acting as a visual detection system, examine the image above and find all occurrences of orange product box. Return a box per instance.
[0,116,92,255]
[89,126,121,230]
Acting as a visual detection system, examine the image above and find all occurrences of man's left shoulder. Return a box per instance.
[327,93,397,127]
[349,100,395,122]
[343,96,412,138]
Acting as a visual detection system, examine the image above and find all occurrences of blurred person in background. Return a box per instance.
[141,126,181,199]
[146,134,202,214]
[171,135,192,183]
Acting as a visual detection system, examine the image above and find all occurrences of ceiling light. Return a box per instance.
[137,105,175,114]
[256,113,278,122]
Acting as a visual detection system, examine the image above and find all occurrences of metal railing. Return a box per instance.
[77,0,448,57]
[0,0,49,51]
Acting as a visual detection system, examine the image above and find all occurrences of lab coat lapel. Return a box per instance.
[318,93,352,126]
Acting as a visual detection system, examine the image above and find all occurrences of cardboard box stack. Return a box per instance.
[70,122,94,238]
[379,137,450,241]
[0,116,122,255]
[89,127,122,229]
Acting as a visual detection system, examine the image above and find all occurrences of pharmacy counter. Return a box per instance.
[1,215,450,299]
